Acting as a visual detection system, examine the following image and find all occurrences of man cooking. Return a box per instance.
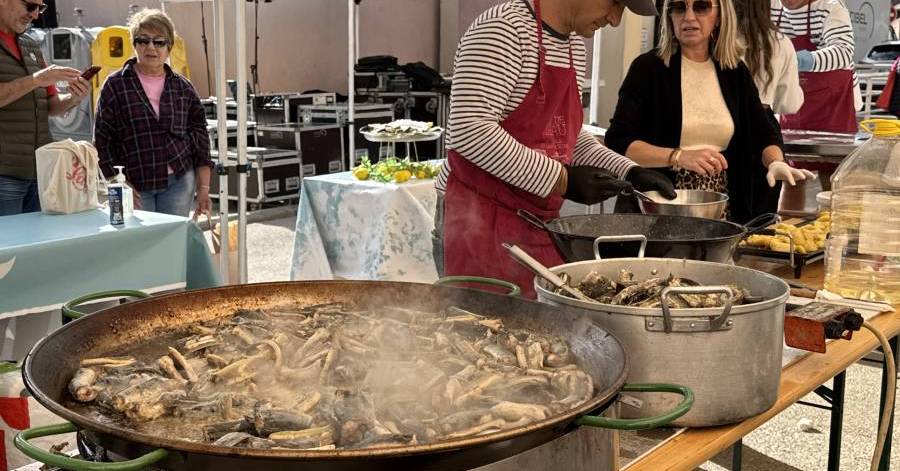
[0,0,91,215]
[433,0,675,297]
[771,0,859,202]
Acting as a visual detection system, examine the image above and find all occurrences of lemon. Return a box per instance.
[394,170,412,183]
[416,170,427,179]
[353,167,370,180]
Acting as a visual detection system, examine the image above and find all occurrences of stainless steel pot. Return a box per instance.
[636,189,728,220]
[535,258,789,427]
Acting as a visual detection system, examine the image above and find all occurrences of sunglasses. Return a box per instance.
[21,0,48,14]
[668,0,718,17]
[133,37,169,48]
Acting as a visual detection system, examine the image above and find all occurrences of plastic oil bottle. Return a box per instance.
[824,119,900,304]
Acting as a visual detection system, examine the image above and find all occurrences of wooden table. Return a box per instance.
[622,262,899,471]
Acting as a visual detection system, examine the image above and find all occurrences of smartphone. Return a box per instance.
[81,66,101,81]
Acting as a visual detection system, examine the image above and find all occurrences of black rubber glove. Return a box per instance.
[625,167,677,199]
[563,166,633,205]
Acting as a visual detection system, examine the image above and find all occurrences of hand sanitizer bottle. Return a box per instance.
[113,165,134,218]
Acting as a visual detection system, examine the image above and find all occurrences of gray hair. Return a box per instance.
[127,8,176,51]
[656,0,743,69]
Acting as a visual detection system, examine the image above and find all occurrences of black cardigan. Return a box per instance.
[605,51,782,224]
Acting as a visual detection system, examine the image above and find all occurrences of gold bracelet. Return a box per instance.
[670,149,683,170]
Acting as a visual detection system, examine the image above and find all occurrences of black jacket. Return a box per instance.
[605,51,782,224]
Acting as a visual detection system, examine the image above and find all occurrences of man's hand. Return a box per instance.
[625,167,677,199]
[563,166,633,205]
[32,65,80,88]
[66,77,90,103]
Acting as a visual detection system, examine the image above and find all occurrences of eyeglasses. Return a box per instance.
[668,0,718,17]
[133,37,169,48]
[21,0,48,14]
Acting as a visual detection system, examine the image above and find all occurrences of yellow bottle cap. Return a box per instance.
[859,118,900,137]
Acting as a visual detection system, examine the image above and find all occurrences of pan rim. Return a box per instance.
[23,280,630,461]
[543,213,747,243]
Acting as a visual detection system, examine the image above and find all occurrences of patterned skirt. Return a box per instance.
[674,169,729,219]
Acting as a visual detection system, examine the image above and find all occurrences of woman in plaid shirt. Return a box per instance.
[94,9,213,217]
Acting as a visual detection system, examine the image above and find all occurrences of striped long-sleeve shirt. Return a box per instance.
[770,0,862,110]
[435,0,636,197]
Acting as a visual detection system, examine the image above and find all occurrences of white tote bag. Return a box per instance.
[35,139,101,214]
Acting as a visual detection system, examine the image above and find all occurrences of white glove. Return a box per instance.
[766,161,817,187]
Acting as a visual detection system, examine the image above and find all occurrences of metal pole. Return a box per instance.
[586,32,603,215]
[235,0,249,284]
[588,31,602,126]
[347,0,356,171]
[214,0,230,284]
[731,439,743,471]
[827,371,846,471]
[877,336,899,471]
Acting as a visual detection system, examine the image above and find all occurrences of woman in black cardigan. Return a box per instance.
[605,0,813,224]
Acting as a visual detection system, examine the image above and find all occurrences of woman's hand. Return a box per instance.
[194,186,212,220]
[766,161,816,187]
[678,149,728,176]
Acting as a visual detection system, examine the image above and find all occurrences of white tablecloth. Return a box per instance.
[291,171,439,282]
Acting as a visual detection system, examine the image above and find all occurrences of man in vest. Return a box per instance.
[0,0,90,216]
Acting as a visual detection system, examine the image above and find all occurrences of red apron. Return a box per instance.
[778,3,857,134]
[443,0,581,298]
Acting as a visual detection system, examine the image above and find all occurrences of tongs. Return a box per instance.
[502,243,596,303]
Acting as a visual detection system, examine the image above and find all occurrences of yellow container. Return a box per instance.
[89,26,191,108]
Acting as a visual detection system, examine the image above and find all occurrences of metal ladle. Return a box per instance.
[502,243,597,303]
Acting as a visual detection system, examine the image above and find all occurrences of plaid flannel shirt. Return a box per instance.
[94,58,212,191]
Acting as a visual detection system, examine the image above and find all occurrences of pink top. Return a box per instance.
[136,70,166,117]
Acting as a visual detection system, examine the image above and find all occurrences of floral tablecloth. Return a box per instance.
[291,170,439,283]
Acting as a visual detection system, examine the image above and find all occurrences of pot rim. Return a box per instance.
[22,280,630,461]
[638,190,729,207]
[535,258,790,317]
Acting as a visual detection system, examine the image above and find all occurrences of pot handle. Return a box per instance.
[434,276,521,297]
[15,423,169,471]
[743,213,779,237]
[517,209,550,232]
[576,383,694,430]
[62,290,151,320]
[660,286,734,333]
[593,235,648,260]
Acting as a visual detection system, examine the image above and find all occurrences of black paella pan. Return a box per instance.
[519,210,777,263]
[16,281,691,471]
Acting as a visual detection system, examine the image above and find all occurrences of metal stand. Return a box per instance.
[796,371,847,471]
[347,0,360,172]
[878,335,899,471]
[731,439,742,470]
[213,0,229,284]
[235,0,249,284]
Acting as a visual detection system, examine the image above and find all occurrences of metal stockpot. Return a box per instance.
[535,258,789,427]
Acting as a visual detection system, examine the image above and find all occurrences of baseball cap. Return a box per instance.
[621,0,659,16]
